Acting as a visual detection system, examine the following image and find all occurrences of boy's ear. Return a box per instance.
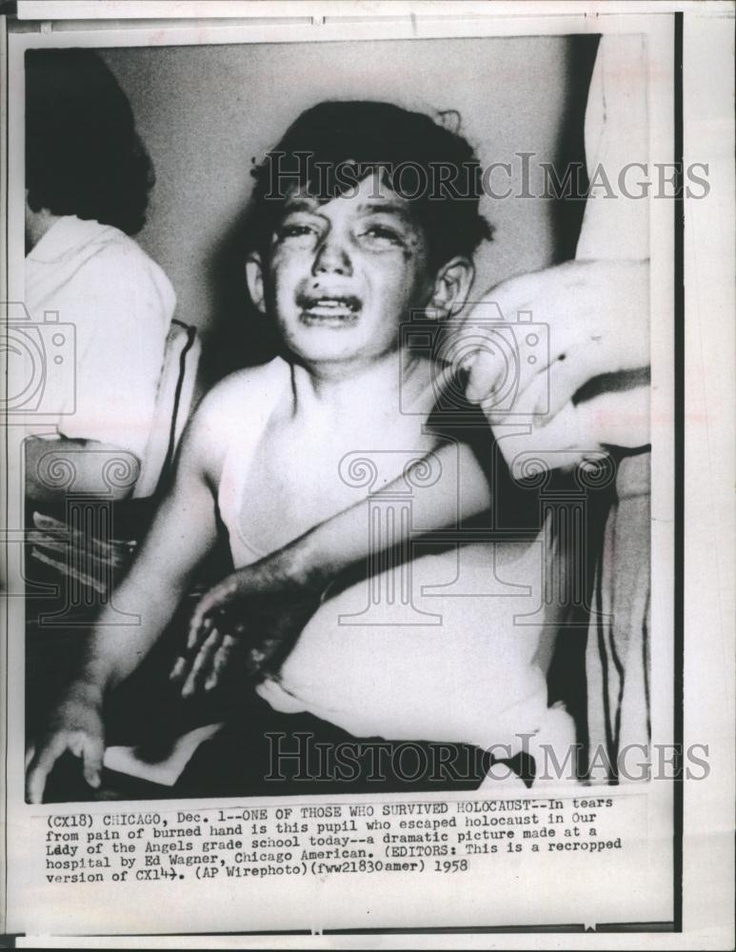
[245,252,267,314]
[429,257,474,320]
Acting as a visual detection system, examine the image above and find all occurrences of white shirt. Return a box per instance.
[25,215,175,460]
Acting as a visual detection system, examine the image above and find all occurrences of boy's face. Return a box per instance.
[248,175,443,367]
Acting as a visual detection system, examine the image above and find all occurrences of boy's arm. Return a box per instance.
[297,439,491,581]
[176,438,491,696]
[25,392,225,803]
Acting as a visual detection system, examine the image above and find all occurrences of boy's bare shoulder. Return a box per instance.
[185,358,291,458]
[196,359,290,424]
[175,359,290,485]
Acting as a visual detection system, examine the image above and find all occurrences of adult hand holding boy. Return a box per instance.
[459,258,650,468]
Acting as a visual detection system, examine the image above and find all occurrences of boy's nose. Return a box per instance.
[312,232,352,276]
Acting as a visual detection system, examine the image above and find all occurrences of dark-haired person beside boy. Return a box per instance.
[23,49,175,507]
[27,100,578,802]
[22,51,177,770]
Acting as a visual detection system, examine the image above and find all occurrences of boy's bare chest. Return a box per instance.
[237,411,433,553]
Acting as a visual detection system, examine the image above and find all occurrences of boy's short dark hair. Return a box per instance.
[249,100,491,269]
[25,49,154,236]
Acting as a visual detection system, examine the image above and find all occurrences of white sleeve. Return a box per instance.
[576,33,650,261]
[56,241,175,460]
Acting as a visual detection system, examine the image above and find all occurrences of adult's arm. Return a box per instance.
[25,435,141,506]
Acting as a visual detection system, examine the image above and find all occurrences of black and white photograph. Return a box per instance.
[1,0,733,944]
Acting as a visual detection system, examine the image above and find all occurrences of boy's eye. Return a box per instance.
[274,220,320,244]
[359,224,405,247]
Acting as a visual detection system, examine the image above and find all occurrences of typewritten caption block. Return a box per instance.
[14,788,671,933]
[40,794,633,885]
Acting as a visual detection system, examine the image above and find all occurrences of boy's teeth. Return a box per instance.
[303,297,357,320]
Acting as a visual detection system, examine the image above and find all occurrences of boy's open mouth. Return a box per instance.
[298,293,361,326]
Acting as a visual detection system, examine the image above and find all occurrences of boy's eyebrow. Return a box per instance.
[281,196,415,221]
[281,196,321,213]
[355,200,414,219]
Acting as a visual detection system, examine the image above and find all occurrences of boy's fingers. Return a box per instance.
[188,575,246,649]
[186,611,213,653]
[187,581,234,648]
[26,734,69,804]
[81,736,104,789]
[169,654,188,684]
[181,627,223,698]
[204,635,236,692]
[26,765,47,805]
[181,592,237,684]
